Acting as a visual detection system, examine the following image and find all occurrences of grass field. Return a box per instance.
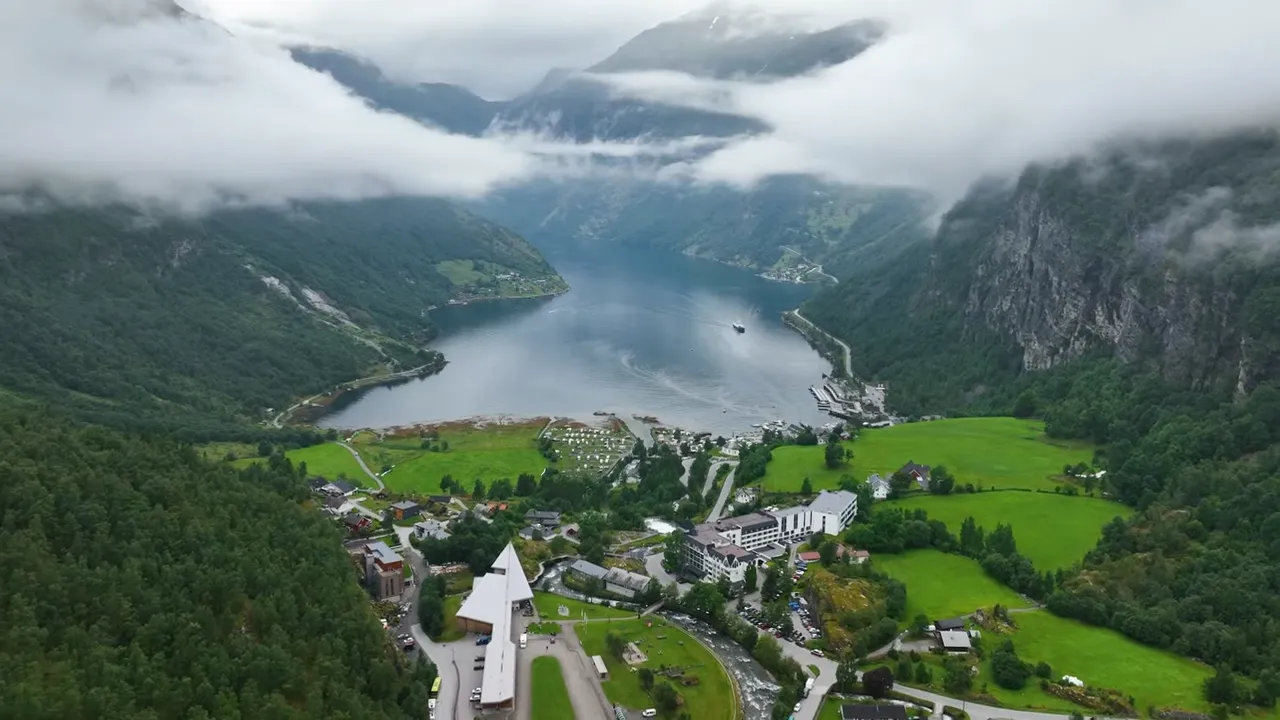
[575,618,735,720]
[284,442,370,483]
[888,493,1129,570]
[762,418,1093,493]
[531,656,576,720]
[437,595,466,642]
[359,421,549,495]
[872,550,1029,620]
[1006,610,1212,713]
[533,592,634,621]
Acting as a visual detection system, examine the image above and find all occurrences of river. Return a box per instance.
[319,245,834,435]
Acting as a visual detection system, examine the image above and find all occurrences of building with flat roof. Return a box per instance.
[591,655,609,679]
[351,540,404,601]
[680,491,859,588]
[454,543,534,709]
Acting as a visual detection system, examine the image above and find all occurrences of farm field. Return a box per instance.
[575,618,735,720]
[531,656,576,720]
[762,418,1093,493]
[357,420,549,495]
[532,591,634,621]
[1004,610,1213,713]
[889,493,1129,570]
[284,442,370,484]
[872,550,1029,620]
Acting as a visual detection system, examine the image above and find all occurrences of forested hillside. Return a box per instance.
[804,129,1280,705]
[0,411,437,718]
[0,198,562,438]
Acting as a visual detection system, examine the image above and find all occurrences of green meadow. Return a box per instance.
[889,492,1129,570]
[871,550,1029,620]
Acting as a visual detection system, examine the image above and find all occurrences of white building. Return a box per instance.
[680,490,859,587]
[454,543,534,709]
[866,473,891,500]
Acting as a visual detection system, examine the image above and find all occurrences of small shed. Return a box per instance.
[591,655,609,679]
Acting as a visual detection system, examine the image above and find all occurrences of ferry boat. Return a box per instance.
[732,322,746,333]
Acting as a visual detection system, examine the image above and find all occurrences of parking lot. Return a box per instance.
[738,560,827,658]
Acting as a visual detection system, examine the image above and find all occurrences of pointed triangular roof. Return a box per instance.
[491,542,523,574]
[494,543,533,601]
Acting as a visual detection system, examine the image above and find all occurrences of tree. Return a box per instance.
[663,531,684,572]
[910,614,930,637]
[796,426,818,445]
[515,472,538,496]
[862,667,894,698]
[638,667,655,691]
[825,440,846,469]
[889,470,914,497]
[1034,661,1052,679]
[653,682,680,712]
[1204,665,1239,705]
[801,476,814,495]
[605,631,626,660]
[550,536,570,555]
[488,478,512,500]
[942,656,973,694]
[1012,389,1038,418]
[897,657,913,681]
[439,439,450,452]
[440,474,454,492]
[990,640,1032,690]
[836,660,860,692]
[471,479,486,501]
[819,540,837,566]
[914,662,932,684]
[418,579,446,638]
[744,564,758,593]
[256,440,273,457]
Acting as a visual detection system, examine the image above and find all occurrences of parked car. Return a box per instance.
[642,710,658,718]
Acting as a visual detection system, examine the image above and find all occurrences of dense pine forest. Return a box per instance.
[0,411,437,719]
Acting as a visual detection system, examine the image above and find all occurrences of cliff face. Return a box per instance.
[945,132,1280,392]
[805,131,1280,411]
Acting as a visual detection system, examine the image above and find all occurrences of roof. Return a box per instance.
[939,629,972,650]
[809,489,858,515]
[841,704,908,720]
[768,505,808,519]
[525,510,561,521]
[591,655,608,675]
[342,512,367,526]
[867,473,888,486]
[899,461,931,477]
[797,550,821,562]
[453,543,534,706]
[331,480,356,493]
[364,541,402,565]
[934,617,965,630]
[569,560,609,579]
[428,495,452,503]
[716,512,775,534]
[390,500,419,510]
[604,567,651,591]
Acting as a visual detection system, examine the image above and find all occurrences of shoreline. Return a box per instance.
[431,285,569,311]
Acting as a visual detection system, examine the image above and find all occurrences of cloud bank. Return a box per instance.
[602,0,1280,201]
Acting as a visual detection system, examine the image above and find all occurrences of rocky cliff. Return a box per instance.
[806,130,1280,411]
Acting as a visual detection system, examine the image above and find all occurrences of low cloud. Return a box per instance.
[602,0,1280,202]
[1141,187,1280,263]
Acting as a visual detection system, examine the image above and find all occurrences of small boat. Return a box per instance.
[732,322,746,333]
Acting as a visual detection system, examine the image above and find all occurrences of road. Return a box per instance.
[678,457,696,487]
[791,309,853,380]
[706,463,738,522]
[702,460,728,498]
[338,441,385,491]
[269,362,433,428]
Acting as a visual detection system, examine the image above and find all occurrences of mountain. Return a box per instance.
[0,410,439,718]
[290,48,499,135]
[0,198,564,437]
[293,11,924,276]
[805,130,1280,414]
[588,7,883,79]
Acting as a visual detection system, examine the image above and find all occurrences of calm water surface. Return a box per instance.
[320,246,833,435]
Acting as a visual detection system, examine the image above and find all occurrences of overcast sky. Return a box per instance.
[7,0,1280,212]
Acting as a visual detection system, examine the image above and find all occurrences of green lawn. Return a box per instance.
[532,656,576,720]
[285,443,369,483]
[888,493,1129,570]
[763,418,1093,493]
[575,618,735,720]
[362,421,549,495]
[818,697,844,720]
[1006,610,1213,713]
[533,591,634,621]
[435,259,488,286]
[872,550,1029,620]
[437,594,465,642]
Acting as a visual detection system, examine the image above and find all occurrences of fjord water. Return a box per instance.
[319,245,833,435]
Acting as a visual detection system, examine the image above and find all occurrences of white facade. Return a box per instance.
[866,474,890,500]
[680,491,859,584]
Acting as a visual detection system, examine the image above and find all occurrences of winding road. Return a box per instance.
[790,309,853,380]
[706,462,738,522]
[338,441,385,491]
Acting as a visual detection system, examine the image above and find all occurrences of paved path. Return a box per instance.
[337,441,385,491]
[706,463,738,522]
[643,552,690,596]
[678,457,696,487]
[791,309,853,379]
[517,635,613,720]
[702,460,728,498]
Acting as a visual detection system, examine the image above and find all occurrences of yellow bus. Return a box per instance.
[430,677,441,698]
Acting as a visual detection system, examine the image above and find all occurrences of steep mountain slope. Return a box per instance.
[290,48,499,135]
[0,198,563,437]
[805,130,1280,413]
[0,410,438,719]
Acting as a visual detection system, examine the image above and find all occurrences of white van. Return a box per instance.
[518,633,527,649]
